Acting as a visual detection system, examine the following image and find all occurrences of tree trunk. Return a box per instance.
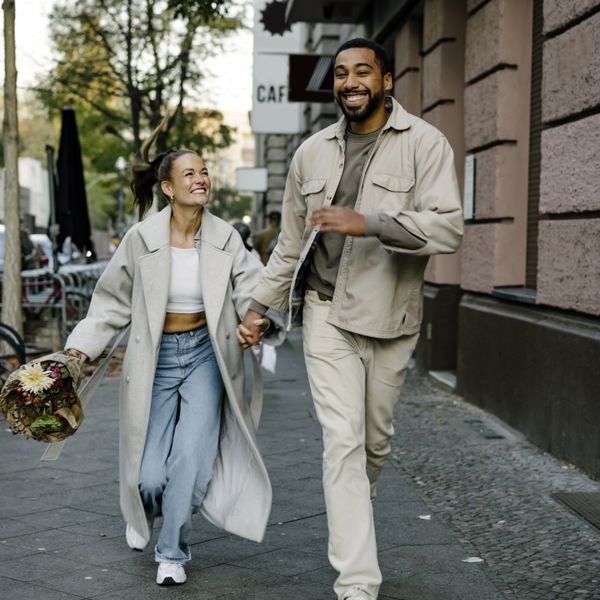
[125,0,141,158]
[2,0,23,337]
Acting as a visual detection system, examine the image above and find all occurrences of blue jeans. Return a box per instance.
[139,326,224,564]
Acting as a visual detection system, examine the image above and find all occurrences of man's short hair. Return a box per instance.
[334,38,391,76]
[267,211,281,226]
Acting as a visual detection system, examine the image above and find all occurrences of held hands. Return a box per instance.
[307,206,365,236]
[236,309,269,349]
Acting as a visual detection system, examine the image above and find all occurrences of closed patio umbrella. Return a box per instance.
[55,107,92,254]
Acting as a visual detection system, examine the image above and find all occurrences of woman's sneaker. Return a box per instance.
[125,524,148,550]
[156,562,186,586]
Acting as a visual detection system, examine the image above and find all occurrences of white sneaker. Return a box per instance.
[156,562,187,586]
[343,587,372,600]
[125,524,148,550]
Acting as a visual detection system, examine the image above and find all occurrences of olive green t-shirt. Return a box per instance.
[305,127,381,298]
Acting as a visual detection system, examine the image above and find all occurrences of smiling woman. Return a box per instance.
[63,116,274,588]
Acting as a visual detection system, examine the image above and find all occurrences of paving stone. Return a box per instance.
[229,546,329,576]
[28,561,145,597]
[0,576,82,599]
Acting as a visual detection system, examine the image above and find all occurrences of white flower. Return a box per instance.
[17,363,55,394]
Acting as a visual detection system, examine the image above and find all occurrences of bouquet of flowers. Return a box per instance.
[0,351,83,443]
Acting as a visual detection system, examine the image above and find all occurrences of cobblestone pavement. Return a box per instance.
[392,373,600,600]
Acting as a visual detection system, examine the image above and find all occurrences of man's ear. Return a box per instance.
[383,72,393,93]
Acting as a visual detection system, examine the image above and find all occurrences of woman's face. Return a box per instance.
[161,153,211,208]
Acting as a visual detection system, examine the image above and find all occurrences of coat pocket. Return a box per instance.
[301,178,327,215]
[369,173,415,212]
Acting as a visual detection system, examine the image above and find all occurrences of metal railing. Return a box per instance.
[0,261,107,342]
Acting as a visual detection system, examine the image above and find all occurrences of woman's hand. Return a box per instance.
[66,348,88,365]
[236,310,269,349]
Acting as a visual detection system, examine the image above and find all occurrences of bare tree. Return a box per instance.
[1,0,23,336]
[40,0,242,157]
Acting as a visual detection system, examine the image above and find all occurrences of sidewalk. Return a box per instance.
[0,331,599,599]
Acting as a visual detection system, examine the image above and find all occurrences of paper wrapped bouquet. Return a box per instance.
[0,351,83,443]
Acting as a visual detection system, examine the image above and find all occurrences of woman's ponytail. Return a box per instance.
[130,113,170,218]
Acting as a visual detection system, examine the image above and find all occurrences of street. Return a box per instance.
[0,330,599,599]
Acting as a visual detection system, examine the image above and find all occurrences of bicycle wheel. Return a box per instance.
[63,290,90,330]
[0,324,25,387]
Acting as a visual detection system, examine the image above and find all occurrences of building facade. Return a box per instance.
[252,0,600,477]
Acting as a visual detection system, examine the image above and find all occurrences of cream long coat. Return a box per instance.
[66,206,272,545]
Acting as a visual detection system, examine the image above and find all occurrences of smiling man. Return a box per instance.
[239,38,463,600]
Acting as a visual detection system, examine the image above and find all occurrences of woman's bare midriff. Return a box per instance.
[163,312,207,334]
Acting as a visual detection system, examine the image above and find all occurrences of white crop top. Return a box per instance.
[166,247,205,313]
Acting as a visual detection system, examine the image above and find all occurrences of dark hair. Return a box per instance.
[334,38,391,76]
[130,114,198,217]
[231,221,251,243]
[267,210,281,226]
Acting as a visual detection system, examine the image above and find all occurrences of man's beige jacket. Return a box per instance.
[252,97,464,339]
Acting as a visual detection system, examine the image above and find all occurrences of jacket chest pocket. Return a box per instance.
[301,178,327,215]
[368,173,415,213]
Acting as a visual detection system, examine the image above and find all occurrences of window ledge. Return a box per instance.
[491,286,537,305]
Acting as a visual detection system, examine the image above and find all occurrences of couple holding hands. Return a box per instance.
[66,38,462,599]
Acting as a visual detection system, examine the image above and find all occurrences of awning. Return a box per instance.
[288,54,334,103]
[285,0,370,24]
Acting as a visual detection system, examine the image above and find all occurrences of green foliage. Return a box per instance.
[209,186,252,221]
[37,0,244,161]
[34,0,247,230]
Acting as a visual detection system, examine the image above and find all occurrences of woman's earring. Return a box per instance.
[169,195,174,204]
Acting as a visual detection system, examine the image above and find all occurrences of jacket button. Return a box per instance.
[225,332,231,340]
[135,335,140,343]
[231,373,236,380]
[126,375,130,383]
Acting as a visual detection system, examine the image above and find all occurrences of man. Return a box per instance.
[252,210,281,265]
[238,38,463,600]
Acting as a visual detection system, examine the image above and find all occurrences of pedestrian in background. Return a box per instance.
[232,220,260,260]
[252,210,281,265]
[238,38,463,600]
[65,118,273,587]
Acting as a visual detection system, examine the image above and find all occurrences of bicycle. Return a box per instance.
[0,322,26,387]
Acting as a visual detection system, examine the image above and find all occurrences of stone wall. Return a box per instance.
[536,2,600,316]
[460,0,533,293]
[420,0,466,286]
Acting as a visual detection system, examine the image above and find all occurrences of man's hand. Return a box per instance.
[308,206,365,236]
[236,309,269,349]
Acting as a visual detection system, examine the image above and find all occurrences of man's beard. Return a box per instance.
[335,88,384,123]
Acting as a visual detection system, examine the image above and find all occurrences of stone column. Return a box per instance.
[460,0,533,293]
[393,17,422,116]
[421,0,466,286]
[537,2,600,316]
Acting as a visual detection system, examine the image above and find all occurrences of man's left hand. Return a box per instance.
[308,206,365,236]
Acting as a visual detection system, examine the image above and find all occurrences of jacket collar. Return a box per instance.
[325,96,412,141]
[138,205,229,251]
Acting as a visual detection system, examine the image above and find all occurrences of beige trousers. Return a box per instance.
[302,291,419,600]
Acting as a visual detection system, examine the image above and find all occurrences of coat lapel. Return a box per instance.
[139,248,170,349]
[138,207,172,349]
[200,211,232,328]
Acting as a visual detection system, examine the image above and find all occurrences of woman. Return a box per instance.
[65,122,272,586]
